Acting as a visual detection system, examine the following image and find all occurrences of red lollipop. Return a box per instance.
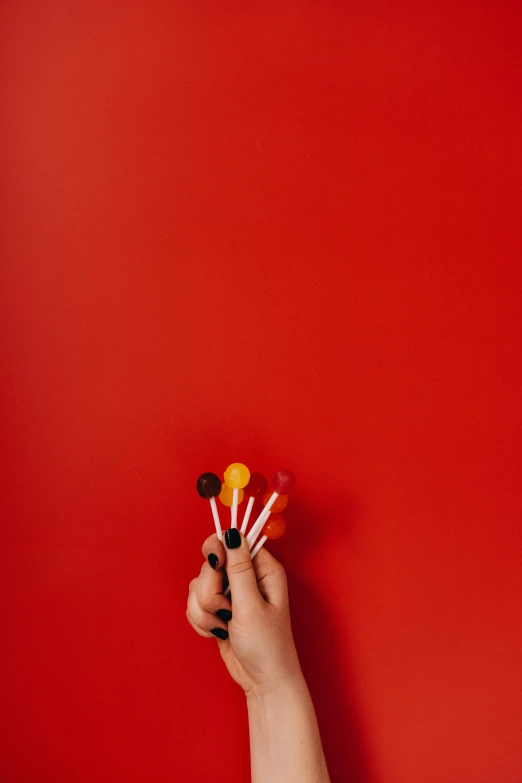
[246,472,268,499]
[240,473,268,534]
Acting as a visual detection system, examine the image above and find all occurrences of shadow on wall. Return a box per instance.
[282,494,376,783]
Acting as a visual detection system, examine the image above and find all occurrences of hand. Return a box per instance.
[186,528,302,696]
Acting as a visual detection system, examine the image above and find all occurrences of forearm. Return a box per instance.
[247,673,330,783]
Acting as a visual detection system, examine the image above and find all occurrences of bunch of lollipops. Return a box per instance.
[196,463,296,563]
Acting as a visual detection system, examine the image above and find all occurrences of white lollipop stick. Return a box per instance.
[240,496,255,534]
[231,487,239,528]
[246,491,278,547]
[250,535,267,560]
[247,507,270,547]
[209,497,223,542]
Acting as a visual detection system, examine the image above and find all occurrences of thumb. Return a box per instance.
[223,528,261,609]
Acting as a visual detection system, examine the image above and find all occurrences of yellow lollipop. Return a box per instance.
[224,463,250,489]
[219,483,245,507]
[223,463,250,528]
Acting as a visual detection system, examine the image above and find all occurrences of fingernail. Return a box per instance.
[208,553,218,569]
[216,609,232,623]
[224,528,241,549]
[211,628,229,640]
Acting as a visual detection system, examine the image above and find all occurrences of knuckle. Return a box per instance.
[227,559,253,577]
[199,594,214,612]
[189,607,205,629]
[202,533,219,554]
[188,578,198,593]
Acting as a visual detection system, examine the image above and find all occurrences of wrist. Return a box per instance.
[245,667,307,705]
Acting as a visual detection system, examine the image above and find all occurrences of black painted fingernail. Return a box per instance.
[224,528,241,549]
[208,553,218,569]
[216,609,232,623]
[211,628,229,640]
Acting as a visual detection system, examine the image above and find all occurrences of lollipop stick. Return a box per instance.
[231,487,239,528]
[210,497,222,542]
[250,535,267,560]
[246,491,278,547]
[247,507,269,548]
[240,496,255,534]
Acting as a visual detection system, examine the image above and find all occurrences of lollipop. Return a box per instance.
[250,513,286,559]
[262,490,288,513]
[196,472,223,541]
[219,483,244,507]
[224,463,250,529]
[240,473,268,534]
[246,469,296,548]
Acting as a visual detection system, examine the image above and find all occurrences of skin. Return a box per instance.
[186,530,331,783]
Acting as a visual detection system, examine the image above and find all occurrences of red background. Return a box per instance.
[1,2,521,782]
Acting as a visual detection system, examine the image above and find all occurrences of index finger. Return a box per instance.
[202,533,226,570]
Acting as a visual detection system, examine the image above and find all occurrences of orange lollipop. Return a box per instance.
[250,514,286,559]
[262,491,288,514]
[263,514,286,539]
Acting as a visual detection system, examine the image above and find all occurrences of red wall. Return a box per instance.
[1,3,521,782]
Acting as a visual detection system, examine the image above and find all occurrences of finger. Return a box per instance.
[252,547,288,607]
[196,557,226,597]
[223,528,262,612]
[187,590,229,640]
[196,562,233,616]
[186,610,212,638]
[215,633,231,660]
[202,534,226,571]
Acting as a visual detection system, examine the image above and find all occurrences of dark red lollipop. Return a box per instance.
[244,472,268,499]
[271,469,296,495]
[196,472,223,541]
[196,472,222,499]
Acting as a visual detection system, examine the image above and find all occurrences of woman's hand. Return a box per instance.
[187,527,331,782]
[186,528,302,696]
